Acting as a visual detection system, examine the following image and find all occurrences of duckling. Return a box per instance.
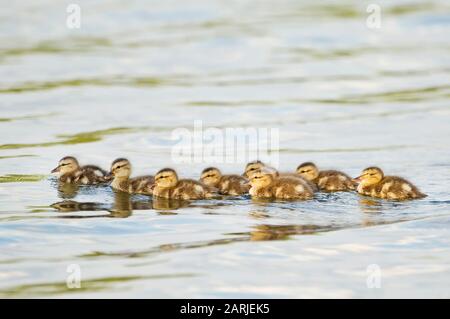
[153,168,216,200]
[200,167,250,195]
[109,158,154,195]
[296,162,355,192]
[243,160,318,192]
[51,156,109,184]
[249,168,314,200]
[243,160,266,178]
[354,167,426,200]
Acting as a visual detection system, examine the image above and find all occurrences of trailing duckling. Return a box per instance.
[200,167,250,195]
[249,168,314,200]
[243,160,318,192]
[108,158,154,195]
[153,168,216,200]
[51,156,109,184]
[354,167,426,200]
[296,162,355,192]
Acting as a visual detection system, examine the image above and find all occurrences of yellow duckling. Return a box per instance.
[153,168,216,200]
[200,167,250,195]
[296,162,355,192]
[354,167,426,200]
[108,158,154,195]
[249,168,314,200]
[243,160,318,192]
[51,156,109,184]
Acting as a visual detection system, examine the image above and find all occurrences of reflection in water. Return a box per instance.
[251,198,275,206]
[244,224,333,241]
[358,198,383,214]
[50,189,196,217]
[109,190,134,218]
[152,198,190,211]
[57,183,80,199]
[80,223,337,261]
[50,200,107,213]
[81,236,249,259]
[248,210,271,219]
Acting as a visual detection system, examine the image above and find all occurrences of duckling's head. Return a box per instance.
[110,158,131,178]
[296,162,319,181]
[155,168,178,188]
[249,168,274,188]
[51,156,80,175]
[354,167,384,186]
[243,160,265,178]
[200,167,222,187]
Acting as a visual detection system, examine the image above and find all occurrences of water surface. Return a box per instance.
[1,0,450,298]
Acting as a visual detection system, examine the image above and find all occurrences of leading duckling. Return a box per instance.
[354,167,426,200]
[244,160,318,192]
[249,168,314,200]
[296,162,355,192]
[109,158,154,195]
[51,156,109,184]
[153,168,216,200]
[200,167,250,195]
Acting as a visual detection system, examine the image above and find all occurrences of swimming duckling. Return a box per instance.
[244,160,318,192]
[200,167,250,195]
[51,156,109,184]
[153,168,216,200]
[249,168,314,200]
[296,162,355,192]
[243,160,266,178]
[354,167,426,200]
[108,158,154,195]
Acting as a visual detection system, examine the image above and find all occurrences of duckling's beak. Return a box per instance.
[105,171,114,179]
[353,175,363,183]
[51,166,61,174]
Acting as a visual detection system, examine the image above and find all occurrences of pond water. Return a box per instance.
[0,0,450,298]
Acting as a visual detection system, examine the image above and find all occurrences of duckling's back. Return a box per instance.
[281,172,319,192]
[129,175,155,195]
[172,179,216,199]
[376,176,426,200]
[316,170,356,192]
[77,165,109,184]
[272,176,314,200]
[218,175,250,195]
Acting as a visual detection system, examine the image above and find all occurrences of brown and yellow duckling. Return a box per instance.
[51,156,109,184]
[153,168,217,200]
[243,160,267,178]
[200,167,250,195]
[354,167,426,200]
[296,162,355,192]
[244,160,318,192]
[249,168,314,200]
[108,158,154,195]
